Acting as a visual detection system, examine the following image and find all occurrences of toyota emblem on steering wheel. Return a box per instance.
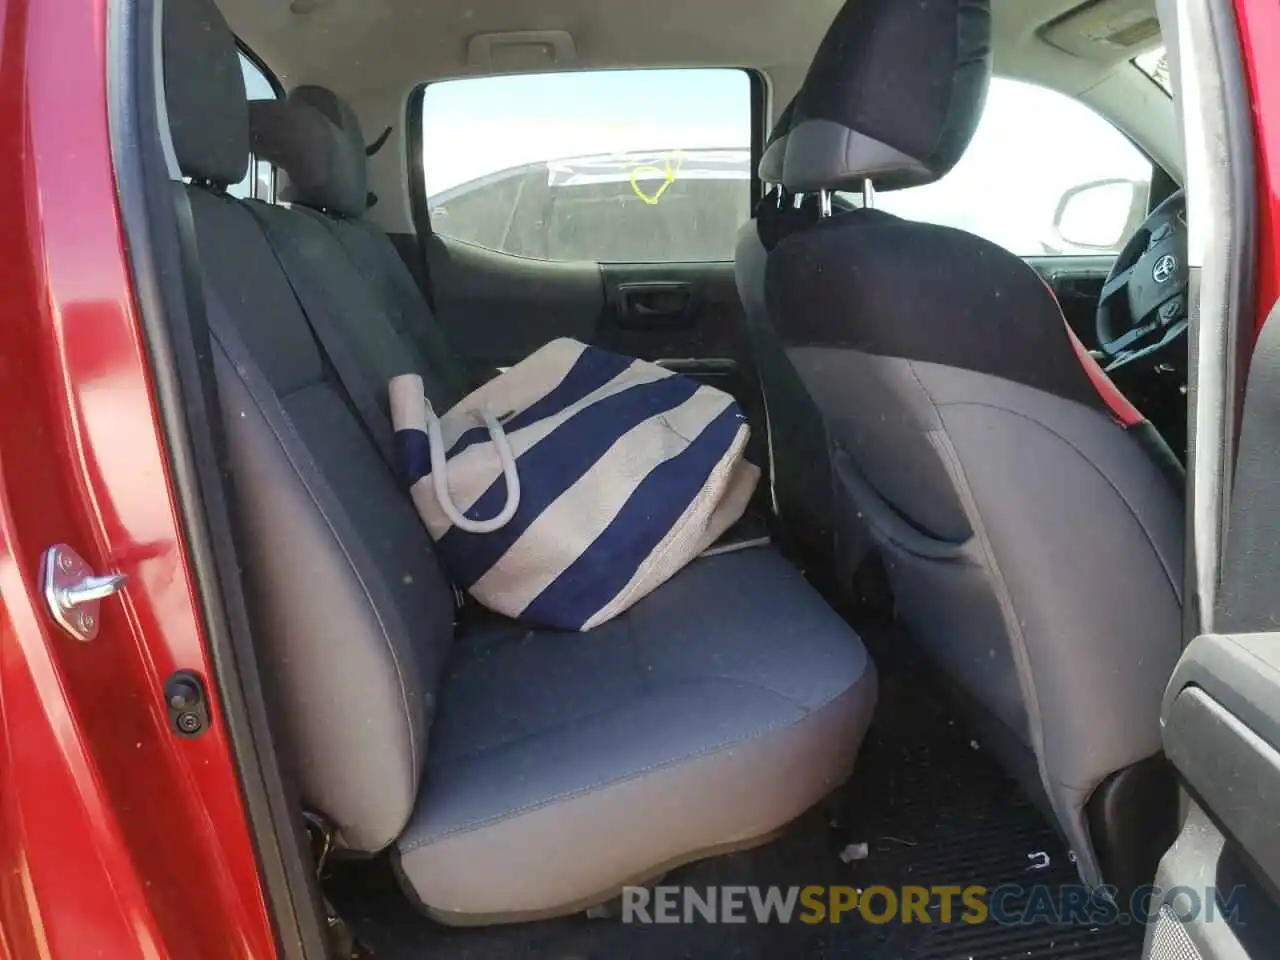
[1152,254,1178,284]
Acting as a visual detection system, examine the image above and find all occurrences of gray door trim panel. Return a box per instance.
[1164,633,1280,757]
[1163,632,1280,892]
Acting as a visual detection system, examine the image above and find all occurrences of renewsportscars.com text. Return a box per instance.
[621,883,1244,927]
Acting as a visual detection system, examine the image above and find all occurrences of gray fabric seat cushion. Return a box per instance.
[396,547,876,921]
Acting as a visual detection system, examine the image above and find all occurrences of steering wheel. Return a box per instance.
[1096,189,1188,372]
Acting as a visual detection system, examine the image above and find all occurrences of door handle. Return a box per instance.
[615,282,696,327]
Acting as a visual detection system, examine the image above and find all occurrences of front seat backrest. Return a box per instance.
[769,0,1184,889]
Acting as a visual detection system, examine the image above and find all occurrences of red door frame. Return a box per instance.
[0,0,276,955]
[1235,0,1280,331]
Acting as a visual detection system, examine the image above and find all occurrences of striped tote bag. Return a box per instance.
[389,338,759,630]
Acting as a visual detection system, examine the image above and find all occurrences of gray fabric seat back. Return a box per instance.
[163,0,455,853]
[765,0,1185,886]
[250,88,469,409]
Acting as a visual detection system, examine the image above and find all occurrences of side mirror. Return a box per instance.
[1050,178,1149,251]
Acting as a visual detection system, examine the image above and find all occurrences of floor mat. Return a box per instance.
[326,666,1146,959]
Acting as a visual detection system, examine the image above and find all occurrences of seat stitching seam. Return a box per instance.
[220,349,422,800]
[903,360,1062,864]
[921,412,1064,863]
[401,677,863,851]
[933,399,1182,603]
[427,675,820,768]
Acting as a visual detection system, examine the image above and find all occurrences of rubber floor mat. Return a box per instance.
[830,670,1148,959]
[326,669,1147,959]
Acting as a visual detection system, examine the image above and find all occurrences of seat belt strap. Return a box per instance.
[242,201,399,471]
[290,205,463,405]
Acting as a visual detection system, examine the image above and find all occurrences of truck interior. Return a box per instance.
[103,0,1274,956]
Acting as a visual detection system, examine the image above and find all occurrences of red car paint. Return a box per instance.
[0,0,273,956]
[1235,0,1280,332]
[0,0,1271,957]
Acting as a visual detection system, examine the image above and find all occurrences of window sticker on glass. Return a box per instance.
[418,69,752,263]
[1134,48,1172,96]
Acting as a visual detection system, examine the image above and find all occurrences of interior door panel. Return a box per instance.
[422,234,752,375]
[1163,634,1280,887]
[1147,299,1280,959]
[597,261,750,365]
[424,234,603,381]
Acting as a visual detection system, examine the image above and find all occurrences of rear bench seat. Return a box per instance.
[164,0,877,924]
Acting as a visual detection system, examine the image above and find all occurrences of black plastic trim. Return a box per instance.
[405,82,430,243]
[106,1,329,956]
[1148,162,1180,210]
[1084,755,1179,902]
[748,69,768,207]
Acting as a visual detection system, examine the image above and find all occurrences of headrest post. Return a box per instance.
[818,189,833,219]
[862,179,876,210]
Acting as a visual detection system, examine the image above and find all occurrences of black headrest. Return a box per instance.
[782,0,991,193]
[758,97,796,184]
[162,0,249,186]
[249,95,367,217]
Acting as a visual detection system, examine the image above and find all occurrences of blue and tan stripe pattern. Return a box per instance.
[390,339,758,630]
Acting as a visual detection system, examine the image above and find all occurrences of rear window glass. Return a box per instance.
[417,69,753,263]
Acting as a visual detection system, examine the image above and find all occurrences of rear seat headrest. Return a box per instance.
[162,0,250,186]
[781,0,991,194]
[290,86,368,166]
[249,98,368,217]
